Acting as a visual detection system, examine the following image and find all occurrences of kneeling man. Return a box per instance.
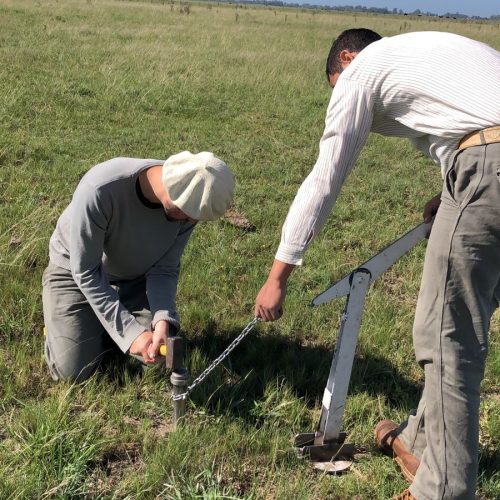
[43,151,234,381]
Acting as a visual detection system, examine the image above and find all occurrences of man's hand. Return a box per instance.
[148,320,169,362]
[423,193,441,238]
[129,321,169,364]
[423,194,441,223]
[255,278,287,321]
[255,259,296,322]
[129,330,155,363]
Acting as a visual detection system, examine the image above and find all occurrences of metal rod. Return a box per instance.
[170,368,190,427]
[316,269,371,443]
[311,221,431,306]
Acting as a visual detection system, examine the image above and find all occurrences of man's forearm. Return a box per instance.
[72,266,146,352]
[255,259,296,321]
[267,259,296,283]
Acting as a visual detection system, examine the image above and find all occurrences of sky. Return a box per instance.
[285,1,500,18]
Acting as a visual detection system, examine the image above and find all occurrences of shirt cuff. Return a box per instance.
[275,243,304,266]
[151,310,180,334]
[119,320,148,354]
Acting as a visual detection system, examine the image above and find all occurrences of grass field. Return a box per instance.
[0,0,499,498]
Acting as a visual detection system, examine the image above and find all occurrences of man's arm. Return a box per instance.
[69,182,147,353]
[145,221,196,358]
[275,79,374,266]
[255,78,374,320]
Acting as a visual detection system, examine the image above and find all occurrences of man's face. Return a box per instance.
[163,199,197,224]
[328,72,341,88]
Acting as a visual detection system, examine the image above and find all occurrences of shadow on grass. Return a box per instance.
[179,321,422,417]
[99,320,498,485]
[479,448,500,492]
[174,323,497,485]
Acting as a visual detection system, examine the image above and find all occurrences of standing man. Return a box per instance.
[255,29,500,499]
[44,151,234,382]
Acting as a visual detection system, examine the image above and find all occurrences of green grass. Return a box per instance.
[0,0,499,498]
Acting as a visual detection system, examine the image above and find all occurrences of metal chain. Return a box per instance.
[172,316,261,401]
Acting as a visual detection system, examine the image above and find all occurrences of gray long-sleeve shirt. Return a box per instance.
[49,157,195,352]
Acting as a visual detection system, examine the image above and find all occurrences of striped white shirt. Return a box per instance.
[276,31,500,265]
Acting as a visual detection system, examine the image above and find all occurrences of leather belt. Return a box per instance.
[458,125,500,151]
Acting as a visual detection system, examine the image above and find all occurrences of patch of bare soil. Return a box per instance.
[222,208,256,232]
[86,442,142,497]
[123,412,175,439]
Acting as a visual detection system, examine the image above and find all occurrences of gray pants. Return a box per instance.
[42,262,152,382]
[399,143,500,499]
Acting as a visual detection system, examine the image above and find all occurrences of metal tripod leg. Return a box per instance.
[295,269,371,465]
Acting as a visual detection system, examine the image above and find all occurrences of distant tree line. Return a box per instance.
[118,0,499,20]
[214,0,498,20]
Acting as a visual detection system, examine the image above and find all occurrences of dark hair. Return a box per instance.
[325,28,382,80]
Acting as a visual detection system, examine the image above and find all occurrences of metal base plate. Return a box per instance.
[312,460,352,474]
[294,432,354,473]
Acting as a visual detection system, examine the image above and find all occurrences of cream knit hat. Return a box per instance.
[162,151,235,220]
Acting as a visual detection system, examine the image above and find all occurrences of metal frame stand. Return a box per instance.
[295,222,431,471]
[295,269,371,466]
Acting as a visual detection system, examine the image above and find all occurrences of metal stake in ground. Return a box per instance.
[170,368,190,426]
[160,336,189,426]
[161,317,261,426]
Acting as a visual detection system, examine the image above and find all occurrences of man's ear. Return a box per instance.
[339,50,357,66]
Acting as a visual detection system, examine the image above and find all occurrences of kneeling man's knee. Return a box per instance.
[44,337,106,383]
